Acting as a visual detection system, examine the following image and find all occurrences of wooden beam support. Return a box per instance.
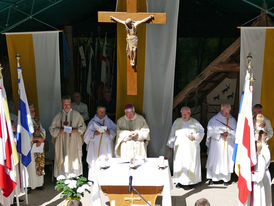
[173,37,240,109]
[98,12,166,24]
[173,13,274,110]
[210,63,240,73]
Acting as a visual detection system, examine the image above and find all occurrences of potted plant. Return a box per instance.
[55,174,91,205]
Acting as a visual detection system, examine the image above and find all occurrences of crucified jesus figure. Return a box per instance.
[110,15,154,67]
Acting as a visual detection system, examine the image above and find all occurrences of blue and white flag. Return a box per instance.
[16,67,34,167]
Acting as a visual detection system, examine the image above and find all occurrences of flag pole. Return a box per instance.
[14,184,20,206]
[16,54,29,205]
[14,161,20,206]
[23,166,28,205]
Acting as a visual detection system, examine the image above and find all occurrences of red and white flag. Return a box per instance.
[232,70,257,204]
[0,73,18,197]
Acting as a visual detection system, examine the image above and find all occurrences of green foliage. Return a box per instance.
[55,175,91,200]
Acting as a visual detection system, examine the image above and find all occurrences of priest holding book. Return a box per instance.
[84,105,116,181]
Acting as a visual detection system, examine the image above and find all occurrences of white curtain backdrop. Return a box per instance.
[32,31,61,159]
[144,0,180,156]
[240,28,266,104]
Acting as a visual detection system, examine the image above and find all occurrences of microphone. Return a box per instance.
[128,176,133,193]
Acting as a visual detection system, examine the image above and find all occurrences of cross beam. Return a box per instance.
[98,12,166,24]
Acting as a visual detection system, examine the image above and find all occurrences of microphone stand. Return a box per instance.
[129,175,151,206]
[131,186,151,206]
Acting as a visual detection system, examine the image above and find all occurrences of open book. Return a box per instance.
[94,122,107,133]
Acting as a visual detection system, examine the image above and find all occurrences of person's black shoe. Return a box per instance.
[209,180,214,185]
[183,185,194,190]
[27,187,32,194]
[224,181,231,186]
[175,183,183,188]
[13,197,24,203]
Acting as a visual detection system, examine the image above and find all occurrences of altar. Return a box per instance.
[94,158,172,206]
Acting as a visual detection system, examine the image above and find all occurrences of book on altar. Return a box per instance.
[94,123,107,133]
[31,142,44,153]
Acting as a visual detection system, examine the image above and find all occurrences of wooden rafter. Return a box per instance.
[173,11,274,110]
[173,44,240,109]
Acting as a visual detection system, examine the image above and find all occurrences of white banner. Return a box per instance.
[144,0,180,156]
[32,31,61,159]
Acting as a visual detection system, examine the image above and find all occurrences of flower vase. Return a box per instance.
[64,198,69,206]
[64,197,81,206]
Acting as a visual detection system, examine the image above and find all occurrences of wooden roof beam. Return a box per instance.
[210,63,240,73]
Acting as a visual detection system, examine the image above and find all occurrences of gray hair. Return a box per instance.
[67,200,82,206]
[221,103,231,111]
[194,198,210,206]
[96,105,106,111]
[180,106,191,113]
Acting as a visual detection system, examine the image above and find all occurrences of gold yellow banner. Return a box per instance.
[6,34,39,118]
[261,28,274,161]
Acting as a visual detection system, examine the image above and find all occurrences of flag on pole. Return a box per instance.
[0,69,18,197]
[232,70,257,204]
[16,66,34,167]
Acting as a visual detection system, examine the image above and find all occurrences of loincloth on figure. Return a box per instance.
[126,34,138,50]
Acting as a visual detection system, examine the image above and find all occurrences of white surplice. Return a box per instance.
[167,117,204,185]
[206,112,237,182]
[84,114,116,181]
[252,143,272,206]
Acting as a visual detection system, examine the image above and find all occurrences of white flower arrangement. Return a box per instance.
[55,175,91,200]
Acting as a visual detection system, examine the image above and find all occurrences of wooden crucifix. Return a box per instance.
[98,0,166,95]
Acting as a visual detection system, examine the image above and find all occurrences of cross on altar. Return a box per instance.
[124,194,141,204]
[98,0,166,95]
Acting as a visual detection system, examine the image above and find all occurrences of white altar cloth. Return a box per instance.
[94,158,172,206]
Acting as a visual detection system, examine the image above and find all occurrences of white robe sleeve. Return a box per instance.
[49,113,61,139]
[116,118,131,142]
[251,153,267,183]
[265,118,273,141]
[167,121,177,148]
[227,117,236,140]
[136,118,150,141]
[206,118,220,147]
[193,120,204,144]
[84,121,96,144]
[107,119,117,141]
[75,113,86,135]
